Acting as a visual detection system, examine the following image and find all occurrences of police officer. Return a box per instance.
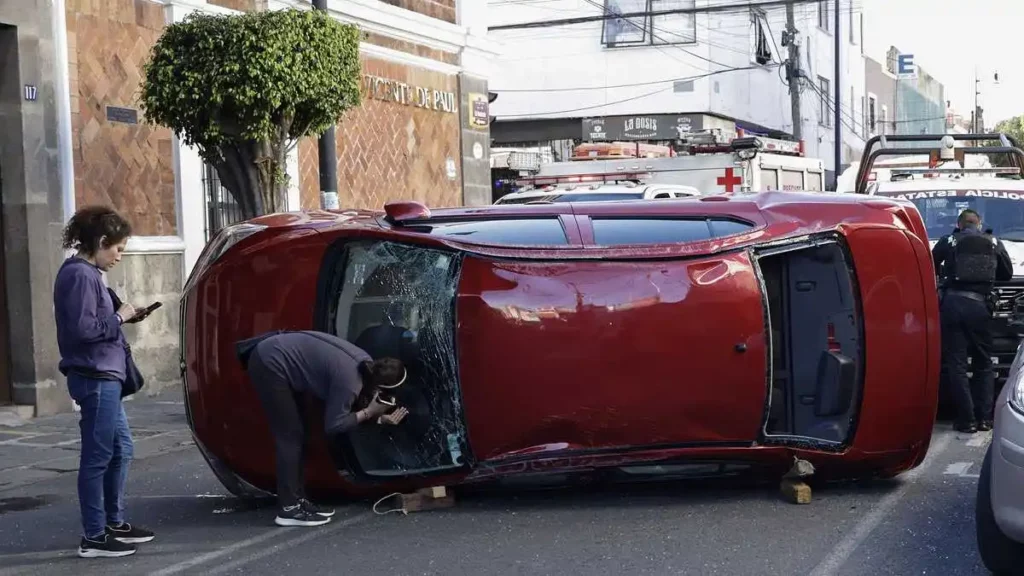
[932,208,1013,433]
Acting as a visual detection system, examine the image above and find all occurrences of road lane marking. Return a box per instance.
[148,511,371,576]
[807,431,953,576]
[944,462,972,476]
[202,513,373,575]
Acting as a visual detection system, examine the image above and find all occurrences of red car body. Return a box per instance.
[180,191,940,500]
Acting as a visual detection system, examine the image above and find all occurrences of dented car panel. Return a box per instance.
[179,192,941,499]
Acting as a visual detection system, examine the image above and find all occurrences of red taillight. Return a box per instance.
[827,322,841,353]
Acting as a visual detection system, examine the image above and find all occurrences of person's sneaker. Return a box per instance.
[275,504,332,527]
[955,421,978,434]
[979,420,994,432]
[77,534,137,558]
[299,498,335,518]
[106,522,155,544]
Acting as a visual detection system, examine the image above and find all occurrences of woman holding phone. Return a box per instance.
[53,205,156,558]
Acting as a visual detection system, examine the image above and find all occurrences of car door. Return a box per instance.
[456,206,770,462]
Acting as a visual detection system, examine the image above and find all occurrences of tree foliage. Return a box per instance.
[990,116,1024,168]
[140,8,362,218]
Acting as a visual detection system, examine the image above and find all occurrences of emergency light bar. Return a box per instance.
[889,167,1022,176]
[515,172,649,187]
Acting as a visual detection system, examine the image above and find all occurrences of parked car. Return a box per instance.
[976,341,1024,574]
[494,182,702,205]
[180,191,941,500]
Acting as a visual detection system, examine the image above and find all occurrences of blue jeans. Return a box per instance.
[67,374,134,539]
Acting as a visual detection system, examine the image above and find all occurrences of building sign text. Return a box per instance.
[363,75,457,114]
[582,114,704,141]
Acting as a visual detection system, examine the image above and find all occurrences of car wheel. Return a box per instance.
[976,445,1024,574]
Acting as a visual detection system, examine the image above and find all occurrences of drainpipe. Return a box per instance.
[52,0,76,227]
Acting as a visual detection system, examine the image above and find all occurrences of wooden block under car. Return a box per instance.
[398,486,455,512]
[780,479,812,504]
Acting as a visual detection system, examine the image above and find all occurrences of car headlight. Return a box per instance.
[1011,342,1024,414]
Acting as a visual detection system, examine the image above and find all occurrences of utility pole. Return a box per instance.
[833,0,841,188]
[312,0,339,209]
[785,2,802,140]
[974,69,980,133]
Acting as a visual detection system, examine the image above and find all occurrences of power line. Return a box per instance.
[493,63,780,93]
[489,0,828,31]
[497,65,773,118]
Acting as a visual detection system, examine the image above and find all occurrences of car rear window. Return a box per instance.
[591,218,754,246]
[411,218,569,245]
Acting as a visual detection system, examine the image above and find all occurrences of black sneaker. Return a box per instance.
[299,498,335,518]
[275,504,332,527]
[106,522,155,544]
[955,421,978,434]
[979,420,994,432]
[77,534,137,558]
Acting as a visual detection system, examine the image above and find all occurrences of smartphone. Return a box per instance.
[128,301,162,323]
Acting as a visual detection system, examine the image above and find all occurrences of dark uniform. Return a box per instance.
[235,330,373,525]
[932,227,1013,432]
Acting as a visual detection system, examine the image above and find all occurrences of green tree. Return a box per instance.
[991,116,1024,168]
[140,8,361,218]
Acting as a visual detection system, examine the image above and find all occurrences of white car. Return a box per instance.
[977,341,1024,574]
[494,182,703,205]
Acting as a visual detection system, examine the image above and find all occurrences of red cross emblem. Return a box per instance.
[717,168,743,193]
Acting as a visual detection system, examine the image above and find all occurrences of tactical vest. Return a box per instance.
[949,232,998,284]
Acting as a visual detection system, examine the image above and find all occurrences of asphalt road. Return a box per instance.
[0,424,994,576]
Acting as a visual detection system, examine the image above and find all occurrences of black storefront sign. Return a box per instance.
[582,114,704,141]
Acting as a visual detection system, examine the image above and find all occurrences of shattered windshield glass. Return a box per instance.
[877,191,1024,241]
[331,240,467,476]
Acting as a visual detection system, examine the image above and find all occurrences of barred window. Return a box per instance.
[203,163,245,242]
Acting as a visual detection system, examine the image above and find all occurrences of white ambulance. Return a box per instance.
[513,132,826,197]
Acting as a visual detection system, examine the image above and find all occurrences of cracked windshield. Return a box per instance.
[6,0,1024,574]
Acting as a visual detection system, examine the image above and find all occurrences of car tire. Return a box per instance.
[976,445,1024,574]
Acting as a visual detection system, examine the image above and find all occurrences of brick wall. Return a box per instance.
[381,0,456,24]
[66,0,176,236]
[297,55,462,211]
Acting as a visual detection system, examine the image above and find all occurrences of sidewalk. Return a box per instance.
[0,388,194,493]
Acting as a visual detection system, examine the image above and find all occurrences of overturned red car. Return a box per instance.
[179,191,940,500]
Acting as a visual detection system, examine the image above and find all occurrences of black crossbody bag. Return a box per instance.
[106,288,145,398]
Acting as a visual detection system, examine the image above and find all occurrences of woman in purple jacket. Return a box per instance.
[53,206,155,558]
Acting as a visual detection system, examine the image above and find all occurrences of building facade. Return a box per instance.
[488,0,867,187]
[0,0,496,416]
[863,47,946,145]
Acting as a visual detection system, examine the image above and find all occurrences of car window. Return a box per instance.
[410,218,569,245]
[709,218,755,237]
[591,218,754,246]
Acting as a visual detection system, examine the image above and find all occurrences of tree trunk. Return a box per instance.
[213,138,289,220]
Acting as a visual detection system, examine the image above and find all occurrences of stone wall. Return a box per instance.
[298,55,463,210]
[66,0,176,236]
[107,253,183,399]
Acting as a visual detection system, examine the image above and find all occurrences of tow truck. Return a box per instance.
[853,132,1024,391]
[504,131,826,197]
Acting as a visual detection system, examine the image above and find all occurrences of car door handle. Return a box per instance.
[735,343,747,353]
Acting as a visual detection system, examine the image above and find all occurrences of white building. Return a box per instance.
[487,0,867,185]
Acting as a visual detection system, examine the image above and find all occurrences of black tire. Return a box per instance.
[976,445,1024,574]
